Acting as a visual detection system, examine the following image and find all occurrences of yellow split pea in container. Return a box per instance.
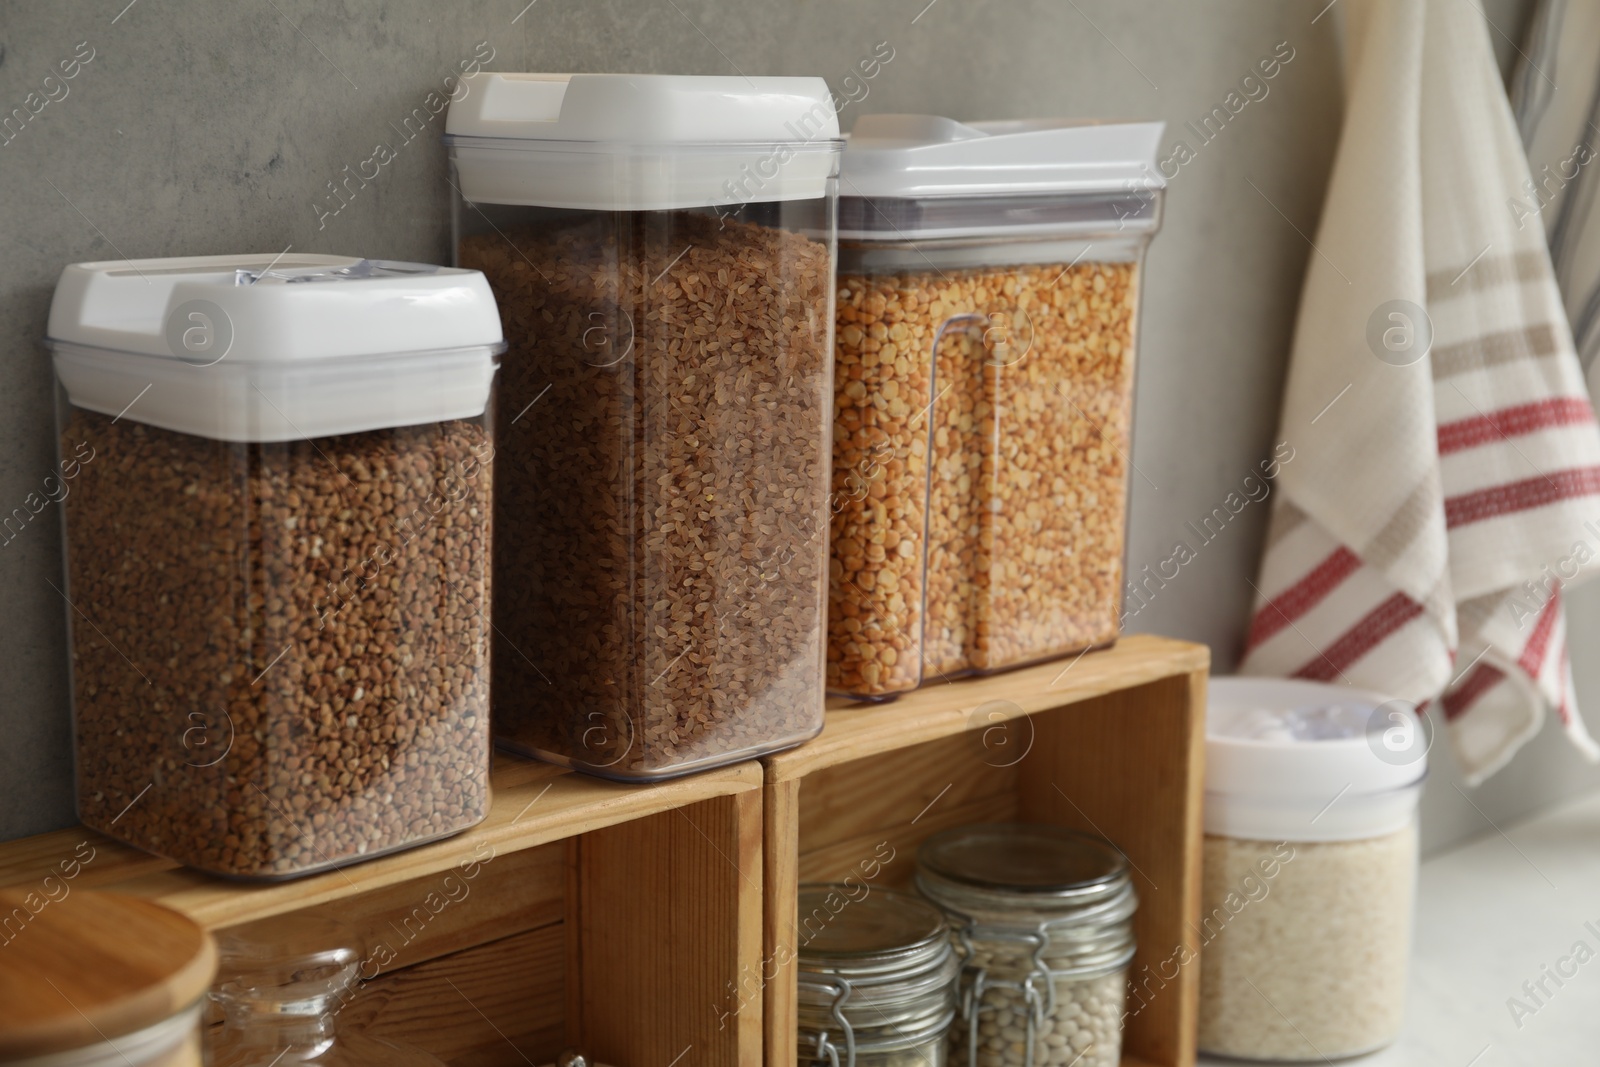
[829,115,1165,699]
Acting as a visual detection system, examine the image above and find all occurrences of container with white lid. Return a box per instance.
[827,115,1164,700]
[49,254,503,878]
[1198,677,1427,1061]
[447,74,841,780]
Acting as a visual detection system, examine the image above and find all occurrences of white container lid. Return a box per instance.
[1205,677,1428,842]
[47,254,503,443]
[444,73,842,211]
[840,114,1166,198]
[836,115,1165,241]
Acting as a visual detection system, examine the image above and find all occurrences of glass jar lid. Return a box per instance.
[796,885,959,1061]
[916,823,1137,972]
[918,823,1127,900]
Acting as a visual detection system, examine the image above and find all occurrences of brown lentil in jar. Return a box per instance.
[461,210,831,778]
[829,261,1138,696]
[65,409,493,878]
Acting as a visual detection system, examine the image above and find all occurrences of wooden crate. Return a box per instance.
[0,756,765,1067]
[762,634,1210,1067]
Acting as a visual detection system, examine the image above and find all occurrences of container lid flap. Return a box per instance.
[840,114,1166,198]
[444,72,841,144]
[47,254,503,362]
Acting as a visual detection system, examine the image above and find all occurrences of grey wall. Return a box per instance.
[0,0,1585,855]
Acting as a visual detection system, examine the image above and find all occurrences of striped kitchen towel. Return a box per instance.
[1239,0,1600,783]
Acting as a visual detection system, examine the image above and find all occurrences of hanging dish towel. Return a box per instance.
[1240,0,1600,783]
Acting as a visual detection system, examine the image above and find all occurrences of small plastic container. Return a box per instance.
[209,916,446,1066]
[447,74,841,780]
[0,888,216,1067]
[915,824,1136,1067]
[796,884,960,1067]
[49,255,503,878]
[828,115,1164,698]
[1198,677,1427,1060]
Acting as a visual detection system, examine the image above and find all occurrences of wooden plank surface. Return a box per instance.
[1017,672,1208,1067]
[796,731,1020,852]
[766,635,1208,781]
[284,839,565,976]
[0,756,761,932]
[763,779,801,1067]
[349,923,566,1066]
[573,789,764,1067]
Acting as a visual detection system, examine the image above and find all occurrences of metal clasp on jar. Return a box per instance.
[956,919,1058,1067]
[798,973,857,1067]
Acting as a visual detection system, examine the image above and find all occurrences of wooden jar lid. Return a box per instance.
[0,888,216,1059]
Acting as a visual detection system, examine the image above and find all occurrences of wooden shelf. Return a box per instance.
[0,755,760,930]
[763,633,1210,1067]
[1,756,765,1067]
[0,633,1208,1067]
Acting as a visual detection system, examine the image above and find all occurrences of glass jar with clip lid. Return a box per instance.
[915,824,1137,1067]
[796,884,961,1066]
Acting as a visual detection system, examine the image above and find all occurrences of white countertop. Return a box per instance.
[1197,789,1600,1066]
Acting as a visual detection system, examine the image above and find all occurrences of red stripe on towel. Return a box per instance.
[1292,592,1426,682]
[1246,546,1363,651]
[1437,397,1596,455]
[1518,589,1560,678]
[1442,662,1508,720]
[1444,467,1600,528]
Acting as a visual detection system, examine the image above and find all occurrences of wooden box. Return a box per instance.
[0,757,765,1067]
[0,634,1206,1066]
[762,634,1209,1067]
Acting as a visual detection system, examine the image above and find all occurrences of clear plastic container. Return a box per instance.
[1198,678,1426,1061]
[48,256,502,878]
[209,916,446,1066]
[829,116,1164,698]
[915,823,1137,1067]
[446,73,841,779]
[796,884,959,1067]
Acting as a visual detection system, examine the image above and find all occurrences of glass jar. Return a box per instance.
[48,255,502,878]
[0,889,215,1067]
[1199,677,1426,1060]
[447,73,840,780]
[915,824,1136,1067]
[796,884,959,1066]
[209,916,446,1066]
[827,115,1165,699]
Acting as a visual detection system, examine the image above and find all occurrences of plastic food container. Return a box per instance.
[915,824,1136,1067]
[828,115,1164,698]
[49,255,502,878]
[209,916,446,1065]
[796,884,959,1066]
[1198,677,1427,1060]
[447,73,840,779]
[0,889,216,1067]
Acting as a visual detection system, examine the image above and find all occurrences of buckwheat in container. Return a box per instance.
[1198,678,1426,1060]
[49,256,502,878]
[447,74,840,779]
[829,116,1164,698]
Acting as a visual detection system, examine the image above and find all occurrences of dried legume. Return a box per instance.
[461,211,831,776]
[829,262,1138,696]
[67,410,493,878]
